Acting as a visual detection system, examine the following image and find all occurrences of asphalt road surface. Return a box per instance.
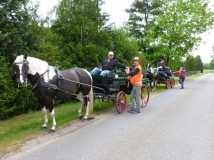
[4,73,214,160]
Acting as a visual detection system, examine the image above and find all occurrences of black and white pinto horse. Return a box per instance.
[13,54,94,133]
[146,62,158,91]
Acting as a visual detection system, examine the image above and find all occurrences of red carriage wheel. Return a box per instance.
[166,79,171,89]
[170,78,175,88]
[141,85,150,108]
[116,91,126,114]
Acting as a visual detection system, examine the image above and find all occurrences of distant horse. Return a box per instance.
[146,62,158,91]
[13,54,94,133]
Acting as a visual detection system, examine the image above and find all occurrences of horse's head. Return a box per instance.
[146,62,151,72]
[13,54,29,87]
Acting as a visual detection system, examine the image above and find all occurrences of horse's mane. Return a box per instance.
[14,55,48,65]
[14,55,50,76]
[28,56,49,66]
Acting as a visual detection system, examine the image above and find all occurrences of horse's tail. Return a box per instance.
[87,87,94,117]
[83,69,94,119]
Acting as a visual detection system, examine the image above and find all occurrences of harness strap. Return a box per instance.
[35,81,88,98]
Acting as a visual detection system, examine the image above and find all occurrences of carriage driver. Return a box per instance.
[125,57,142,114]
[90,51,126,77]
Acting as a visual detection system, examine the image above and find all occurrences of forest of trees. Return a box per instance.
[0,0,214,119]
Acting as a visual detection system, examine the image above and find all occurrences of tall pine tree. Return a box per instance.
[125,0,162,53]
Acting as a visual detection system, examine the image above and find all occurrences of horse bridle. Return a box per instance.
[14,59,50,89]
[13,59,29,87]
[147,63,152,73]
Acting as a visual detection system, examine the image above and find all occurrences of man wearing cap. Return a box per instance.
[90,51,126,77]
[125,57,142,114]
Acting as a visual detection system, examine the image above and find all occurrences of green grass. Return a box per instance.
[186,69,213,78]
[0,101,119,155]
[0,69,213,156]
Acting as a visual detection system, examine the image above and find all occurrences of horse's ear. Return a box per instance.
[12,53,17,60]
[24,53,28,60]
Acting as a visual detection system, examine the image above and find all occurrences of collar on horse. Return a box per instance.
[31,66,50,89]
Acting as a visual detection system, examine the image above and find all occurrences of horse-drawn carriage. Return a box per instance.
[13,54,150,133]
[146,62,175,90]
[92,69,150,114]
[156,66,175,89]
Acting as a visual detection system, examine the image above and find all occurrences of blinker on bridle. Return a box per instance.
[13,59,29,87]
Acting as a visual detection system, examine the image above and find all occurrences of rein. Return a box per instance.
[31,67,50,89]
[14,59,105,96]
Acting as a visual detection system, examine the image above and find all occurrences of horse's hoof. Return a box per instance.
[48,129,55,134]
[79,115,83,119]
[87,116,95,120]
[83,116,95,121]
[41,126,47,130]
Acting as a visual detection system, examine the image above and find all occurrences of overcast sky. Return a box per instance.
[33,0,214,63]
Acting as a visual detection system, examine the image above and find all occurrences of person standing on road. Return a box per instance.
[173,67,187,89]
[125,57,142,114]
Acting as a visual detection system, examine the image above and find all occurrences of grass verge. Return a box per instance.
[0,101,120,155]
[0,69,213,155]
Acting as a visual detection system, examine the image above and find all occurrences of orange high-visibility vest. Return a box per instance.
[129,64,142,87]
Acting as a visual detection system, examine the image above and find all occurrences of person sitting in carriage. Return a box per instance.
[90,51,126,77]
[156,59,162,67]
[157,59,165,69]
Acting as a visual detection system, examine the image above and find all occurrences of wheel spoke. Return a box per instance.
[141,85,150,108]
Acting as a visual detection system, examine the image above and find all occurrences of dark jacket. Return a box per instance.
[157,62,161,67]
[99,58,126,71]
[157,62,165,68]
[128,66,140,76]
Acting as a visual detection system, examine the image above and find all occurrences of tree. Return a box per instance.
[185,55,196,71]
[144,0,214,65]
[195,55,203,72]
[51,0,110,69]
[0,0,42,119]
[125,0,163,53]
[108,28,144,67]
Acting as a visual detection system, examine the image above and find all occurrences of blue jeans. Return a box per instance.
[90,67,110,77]
[180,78,184,88]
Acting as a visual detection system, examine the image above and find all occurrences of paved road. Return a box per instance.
[5,74,214,160]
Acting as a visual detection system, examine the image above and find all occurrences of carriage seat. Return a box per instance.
[106,70,116,79]
[163,67,172,76]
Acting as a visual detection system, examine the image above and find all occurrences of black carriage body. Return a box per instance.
[92,69,150,106]
[156,66,175,89]
[92,74,150,96]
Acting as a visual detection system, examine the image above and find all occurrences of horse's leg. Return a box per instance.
[38,99,48,130]
[152,78,155,90]
[41,107,48,130]
[76,92,84,119]
[149,78,153,91]
[48,99,56,134]
[84,88,94,120]
[154,77,157,89]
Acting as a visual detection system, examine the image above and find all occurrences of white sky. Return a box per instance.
[33,0,214,63]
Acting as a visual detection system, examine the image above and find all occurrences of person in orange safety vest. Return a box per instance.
[125,57,142,114]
